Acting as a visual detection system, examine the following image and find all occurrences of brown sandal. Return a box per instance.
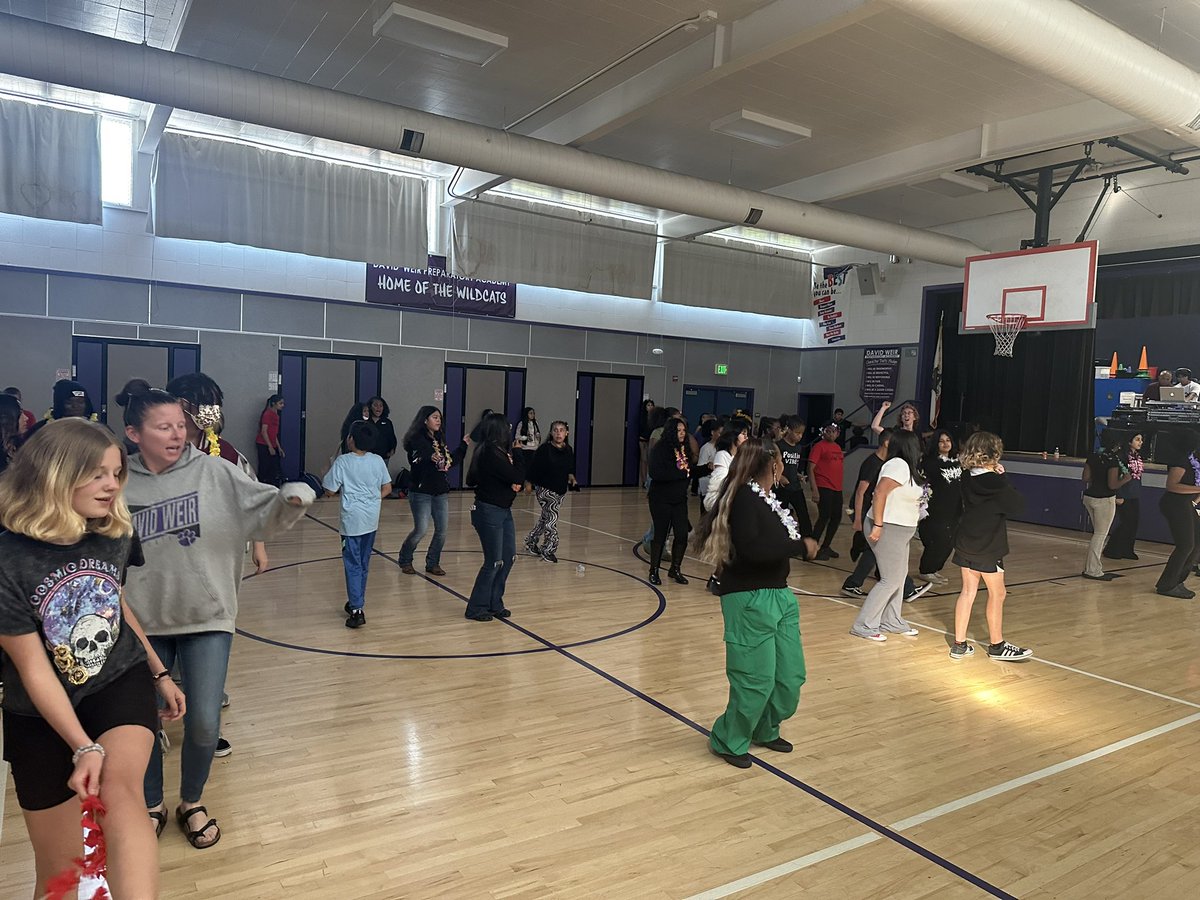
[176,804,221,849]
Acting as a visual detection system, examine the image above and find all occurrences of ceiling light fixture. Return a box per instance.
[373,3,509,67]
[710,110,811,149]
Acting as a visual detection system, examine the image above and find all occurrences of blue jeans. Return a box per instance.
[467,501,515,616]
[399,491,448,568]
[343,531,376,610]
[144,631,232,805]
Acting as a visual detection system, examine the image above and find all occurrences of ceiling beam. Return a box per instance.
[444,0,879,205]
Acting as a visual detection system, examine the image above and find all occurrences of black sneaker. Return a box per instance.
[542,550,559,564]
[345,609,366,629]
[824,548,840,559]
[709,745,752,769]
[815,547,832,561]
[752,737,793,753]
[214,736,232,757]
[949,641,974,660]
[903,582,933,602]
[987,641,1032,661]
[840,585,867,598]
[525,540,541,556]
[1157,584,1195,599]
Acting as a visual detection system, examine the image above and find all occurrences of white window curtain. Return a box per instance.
[452,196,656,298]
[153,133,427,266]
[0,97,101,225]
[661,238,812,317]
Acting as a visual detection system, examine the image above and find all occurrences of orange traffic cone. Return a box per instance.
[1137,346,1149,376]
[1110,352,1118,377]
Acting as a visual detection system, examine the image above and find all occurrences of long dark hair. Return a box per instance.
[368,396,390,420]
[639,399,656,431]
[403,405,443,451]
[923,428,957,462]
[516,406,539,439]
[652,416,692,464]
[467,412,512,486]
[693,438,778,564]
[887,429,927,485]
[263,393,283,410]
[543,420,573,452]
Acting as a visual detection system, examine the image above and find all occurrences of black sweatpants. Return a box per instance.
[1156,493,1200,591]
[918,513,959,574]
[1104,498,1140,558]
[813,488,842,549]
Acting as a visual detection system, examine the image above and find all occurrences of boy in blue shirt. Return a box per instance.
[322,421,393,628]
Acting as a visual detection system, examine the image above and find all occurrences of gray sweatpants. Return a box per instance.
[851,520,917,636]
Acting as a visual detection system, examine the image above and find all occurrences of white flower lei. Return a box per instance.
[748,480,802,540]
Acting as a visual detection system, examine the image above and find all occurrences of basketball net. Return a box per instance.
[986,313,1026,357]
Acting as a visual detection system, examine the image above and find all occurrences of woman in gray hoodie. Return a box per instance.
[121,388,314,849]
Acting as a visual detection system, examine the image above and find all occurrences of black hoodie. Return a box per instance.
[955,469,1024,560]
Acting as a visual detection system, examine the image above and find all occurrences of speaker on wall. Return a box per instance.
[856,262,883,296]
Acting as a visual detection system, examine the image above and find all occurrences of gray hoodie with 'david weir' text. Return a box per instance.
[123,443,314,636]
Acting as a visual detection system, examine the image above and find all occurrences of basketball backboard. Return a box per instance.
[961,240,1098,333]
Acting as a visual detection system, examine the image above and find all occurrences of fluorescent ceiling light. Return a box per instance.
[710,109,811,148]
[373,3,508,67]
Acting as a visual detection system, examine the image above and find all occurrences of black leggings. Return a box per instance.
[1156,493,1200,590]
[1104,497,1140,558]
[649,496,690,571]
[813,488,842,549]
[918,513,959,574]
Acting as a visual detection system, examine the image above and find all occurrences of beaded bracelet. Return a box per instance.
[71,743,106,765]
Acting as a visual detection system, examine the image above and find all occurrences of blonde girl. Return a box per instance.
[950,431,1032,661]
[0,418,184,899]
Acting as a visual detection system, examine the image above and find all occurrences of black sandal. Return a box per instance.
[175,804,221,849]
[148,805,167,839]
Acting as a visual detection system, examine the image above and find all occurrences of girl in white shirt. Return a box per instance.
[850,430,928,642]
[704,422,749,511]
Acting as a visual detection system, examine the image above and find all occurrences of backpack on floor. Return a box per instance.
[301,472,326,498]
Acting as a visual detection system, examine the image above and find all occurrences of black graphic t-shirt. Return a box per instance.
[0,530,146,716]
[778,438,805,491]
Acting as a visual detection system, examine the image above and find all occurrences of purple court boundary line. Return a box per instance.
[249,516,1014,897]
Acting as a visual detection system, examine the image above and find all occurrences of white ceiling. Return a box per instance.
[4,0,1200,250]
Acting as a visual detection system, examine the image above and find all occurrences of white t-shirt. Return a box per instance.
[697,441,717,497]
[875,457,923,526]
[705,449,734,508]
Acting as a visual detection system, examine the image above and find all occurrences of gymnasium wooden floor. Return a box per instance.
[4,488,1200,899]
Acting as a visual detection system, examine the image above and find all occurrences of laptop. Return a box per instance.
[1160,386,1188,402]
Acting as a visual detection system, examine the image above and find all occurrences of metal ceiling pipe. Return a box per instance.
[889,0,1200,142]
[0,13,984,268]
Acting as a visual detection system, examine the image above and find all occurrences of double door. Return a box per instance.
[443,364,526,489]
[277,351,381,480]
[575,373,644,487]
[681,384,754,426]
[73,337,200,426]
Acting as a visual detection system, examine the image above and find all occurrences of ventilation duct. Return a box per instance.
[0,14,984,267]
[889,0,1200,141]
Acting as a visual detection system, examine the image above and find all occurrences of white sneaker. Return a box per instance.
[918,572,940,584]
[851,630,886,642]
[887,625,919,636]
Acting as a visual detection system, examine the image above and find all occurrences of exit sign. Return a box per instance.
[714,363,728,375]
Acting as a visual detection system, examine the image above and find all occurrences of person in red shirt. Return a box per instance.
[807,423,845,560]
[2,387,35,435]
[255,394,285,486]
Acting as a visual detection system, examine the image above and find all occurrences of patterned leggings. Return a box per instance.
[528,487,564,553]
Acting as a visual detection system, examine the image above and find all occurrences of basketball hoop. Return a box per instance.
[987,313,1026,357]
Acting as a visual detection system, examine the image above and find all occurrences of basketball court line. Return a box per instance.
[295,513,1014,897]
[545,510,1200,714]
[687,710,1200,899]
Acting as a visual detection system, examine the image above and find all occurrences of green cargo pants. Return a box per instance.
[709,587,806,756]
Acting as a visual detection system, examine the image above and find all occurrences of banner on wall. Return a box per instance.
[860,346,901,412]
[366,260,517,318]
[812,265,851,344]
